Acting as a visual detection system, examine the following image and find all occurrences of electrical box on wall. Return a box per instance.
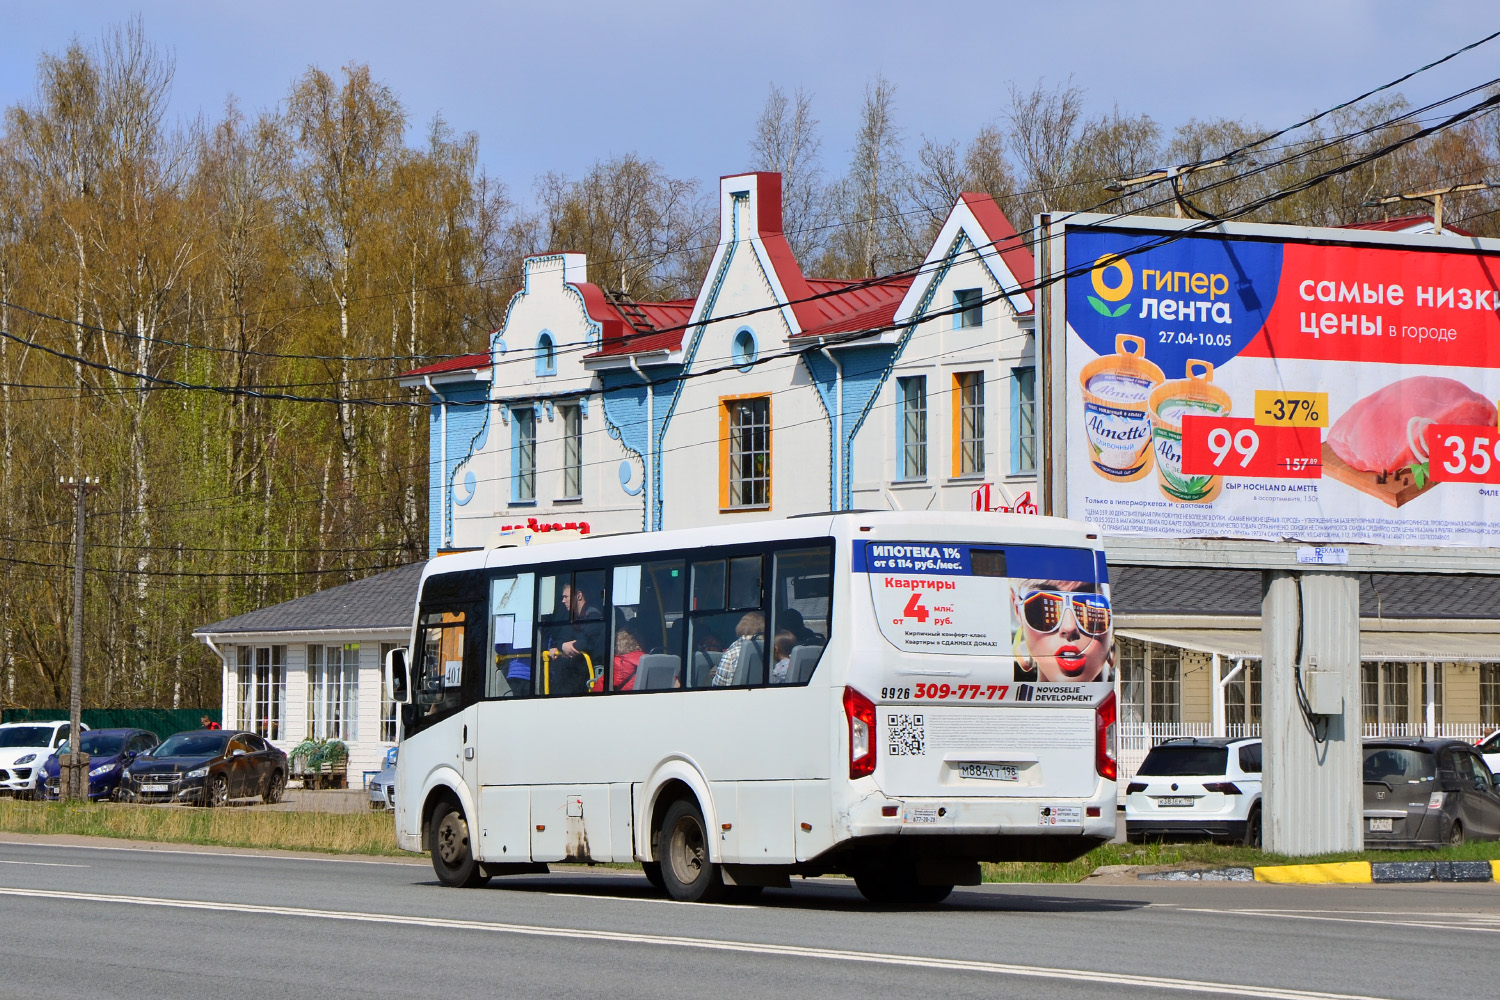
[1303,669,1344,716]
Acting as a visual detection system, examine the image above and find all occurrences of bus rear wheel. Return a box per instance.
[658,799,726,903]
[429,801,491,888]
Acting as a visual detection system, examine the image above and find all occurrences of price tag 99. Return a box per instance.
[1427,424,1500,484]
[1181,416,1323,479]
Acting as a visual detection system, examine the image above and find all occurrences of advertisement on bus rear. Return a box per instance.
[1062,219,1500,547]
[854,542,1112,691]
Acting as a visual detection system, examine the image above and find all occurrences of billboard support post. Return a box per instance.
[1262,571,1363,856]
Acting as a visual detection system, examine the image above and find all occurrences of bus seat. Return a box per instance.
[731,638,764,687]
[692,650,721,687]
[788,644,823,684]
[637,654,681,691]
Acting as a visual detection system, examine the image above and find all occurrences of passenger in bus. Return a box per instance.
[597,629,644,692]
[543,582,606,695]
[711,611,766,687]
[778,607,821,646]
[769,629,796,684]
[1011,579,1113,683]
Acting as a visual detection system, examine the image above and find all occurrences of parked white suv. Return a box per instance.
[1125,737,1263,847]
[1478,730,1500,777]
[0,721,84,798]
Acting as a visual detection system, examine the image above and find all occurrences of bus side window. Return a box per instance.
[416,610,467,717]
[534,570,607,696]
[688,555,766,689]
[769,545,833,685]
[612,560,686,692]
[488,573,535,699]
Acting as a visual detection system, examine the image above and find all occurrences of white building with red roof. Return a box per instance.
[400,171,1039,550]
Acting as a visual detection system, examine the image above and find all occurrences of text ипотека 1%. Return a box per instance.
[1180,415,1323,479]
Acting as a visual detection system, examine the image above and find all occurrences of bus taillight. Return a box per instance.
[843,687,877,779]
[1095,689,1118,781]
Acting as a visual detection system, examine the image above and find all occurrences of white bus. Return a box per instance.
[388,511,1117,904]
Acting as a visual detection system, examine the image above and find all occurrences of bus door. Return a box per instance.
[413,604,482,796]
[857,541,1112,802]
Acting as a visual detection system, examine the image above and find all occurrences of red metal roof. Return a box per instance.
[400,352,491,378]
[1341,214,1475,237]
[790,275,915,338]
[579,284,695,358]
[959,192,1034,313]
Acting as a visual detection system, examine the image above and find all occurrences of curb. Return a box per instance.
[1249,860,1500,884]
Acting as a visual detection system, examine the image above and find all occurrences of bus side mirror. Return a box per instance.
[386,647,410,704]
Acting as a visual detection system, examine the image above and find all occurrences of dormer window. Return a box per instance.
[536,332,557,377]
[953,288,982,329]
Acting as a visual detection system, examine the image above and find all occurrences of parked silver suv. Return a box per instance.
[1126,737,1263,846]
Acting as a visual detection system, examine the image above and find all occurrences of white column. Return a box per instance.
[1263,571,1363,855]
[1424,661,1436,738]
[1211,652,1224,737]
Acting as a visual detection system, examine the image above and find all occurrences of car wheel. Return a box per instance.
[657,798,726,903]
[263,770,286,805]
[207,773,230,808]
[429,801,490,888]
[1244,806,1263,849]
[1450,821,1465,847]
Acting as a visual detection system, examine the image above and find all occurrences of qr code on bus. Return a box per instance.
[887,714,925,756]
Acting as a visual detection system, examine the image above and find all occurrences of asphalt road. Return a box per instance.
[0,838,1497,1000]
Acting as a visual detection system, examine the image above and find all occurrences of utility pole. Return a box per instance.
[58,476,100,802]
[1365,181,1500,234]
[1105,155,1250,218]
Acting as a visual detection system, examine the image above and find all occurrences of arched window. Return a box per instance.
[732,327,758,371]
[535,332,557,376]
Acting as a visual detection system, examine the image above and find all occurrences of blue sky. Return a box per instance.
[2,2,1497,207]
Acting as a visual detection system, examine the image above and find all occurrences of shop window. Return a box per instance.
[307,642,358,741]
[1482,663,1500,727]
[236,645,286,741]
[379,642,399,742]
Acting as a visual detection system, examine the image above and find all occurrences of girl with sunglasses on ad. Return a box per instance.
[1011,579,1114,683]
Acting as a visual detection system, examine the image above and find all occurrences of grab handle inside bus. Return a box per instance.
[386,646,409,704]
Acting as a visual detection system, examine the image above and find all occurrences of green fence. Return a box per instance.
[1,708,220,738]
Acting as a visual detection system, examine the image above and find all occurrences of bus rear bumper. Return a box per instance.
[845,786,1117,846]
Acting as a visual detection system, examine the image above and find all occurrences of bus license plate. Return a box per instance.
[1155,796,1194,807]
[1369,817,1393,832]
[141,783,168,793]
[958,763,1018,781]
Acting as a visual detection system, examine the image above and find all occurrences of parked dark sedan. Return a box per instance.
[119,730,287,807]
[42,728,159,800]
[1364,739,1500,847]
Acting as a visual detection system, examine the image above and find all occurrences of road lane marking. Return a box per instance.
[1179,907,1500,935]
[0,885,1396,1000]
[0,860,89,868]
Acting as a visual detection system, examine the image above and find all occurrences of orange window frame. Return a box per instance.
[718,393,772,511]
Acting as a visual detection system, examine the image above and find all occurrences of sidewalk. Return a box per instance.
[243,788,375,814]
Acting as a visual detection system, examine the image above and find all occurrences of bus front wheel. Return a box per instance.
[429,801,491,888]
[657,799,726,903]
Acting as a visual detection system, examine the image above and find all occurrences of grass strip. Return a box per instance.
[0,799,409,857]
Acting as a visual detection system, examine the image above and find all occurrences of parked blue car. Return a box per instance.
[42,729,160,800]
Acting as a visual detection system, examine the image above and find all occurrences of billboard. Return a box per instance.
[1057,217,1500,548]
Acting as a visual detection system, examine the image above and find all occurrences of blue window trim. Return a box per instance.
[732,326,758,371]
[1010,365,1036,476]
[511,405,537,503]
[535,331,557,377]
[953,288,982,330]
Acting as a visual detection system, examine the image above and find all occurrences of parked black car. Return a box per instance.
[42,728,159,800]
[1363,739,1500,847]
[119,730,287,807]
